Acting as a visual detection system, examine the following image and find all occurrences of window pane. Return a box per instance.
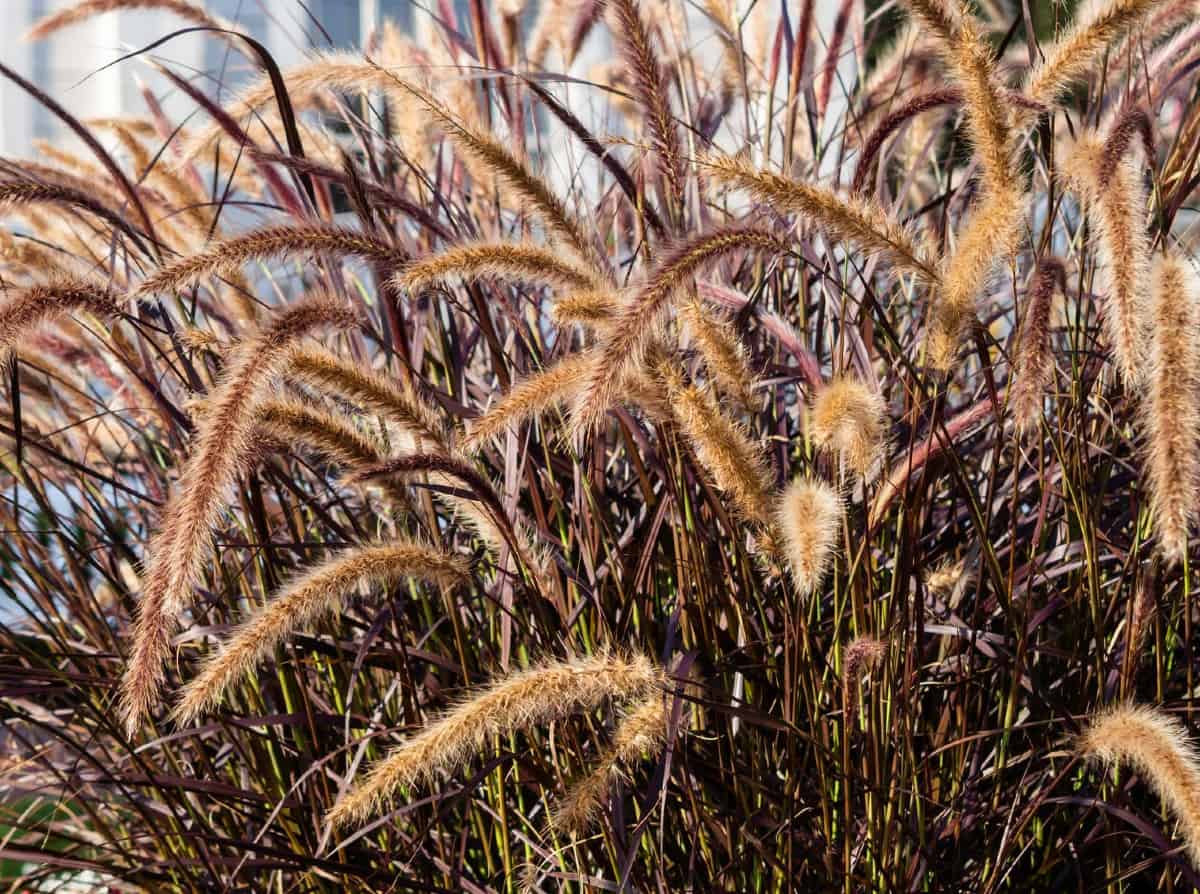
[308,0,362,48]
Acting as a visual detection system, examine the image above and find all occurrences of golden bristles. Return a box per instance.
[173,542,469,724]
[1082,703,1200,866]
[810,377,887,479]
[327,653,663,829]
[119,297,361,737]
[776,478,842,595]
[1143,253,1200,565]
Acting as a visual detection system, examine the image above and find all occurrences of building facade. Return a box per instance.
[0,0,417,159]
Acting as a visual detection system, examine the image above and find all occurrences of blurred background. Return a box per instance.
[0,1,432,159]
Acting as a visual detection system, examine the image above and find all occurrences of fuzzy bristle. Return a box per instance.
[700,152,938,285]
[1143,253,1200,564]
[607,0,685,205]
[134,225,404,297]
[386,76,600,268]
[173,542,469,725]
[551,290,620,328]
[394,242,603,294]
[326,653,662,829]
[842,636,887,722]
[810,376,887,479]
[285,347,448,452]
[1082,703,1200,866]
[670,380,775,528]
[118,296,360,737]
[681,299,755,407]
[0,279,122,351]
[464,354,594,451]
[1063,129,1152,385]
[776,478,842,595]
[572,225,786,433]
[926,182,1025,370]
[25,0,230,41]
[1010,258,1064,435]
[550,693,672,837]
[1026,0,1167,107]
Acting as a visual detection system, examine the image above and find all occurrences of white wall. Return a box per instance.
[0,0,318,159]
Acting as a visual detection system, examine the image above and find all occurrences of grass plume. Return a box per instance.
[669,379,775,529]
[134,225,404,297]
[1082,703,1200,866]
[810,376,887,479]
[550,692,672,837]
[572,225,786,433]
[776,478,842,595]
[327,653,662,829]
[700,152,938,285]
[25,0,230,41]
[0,278,122,351]
[1142,253,1200,564]
[1009,258,1064,435]
[394,242,604,294]
[464,353,594,451]
[119,296,360,736]
[173,542,469,724]
[1026,0,1168,107]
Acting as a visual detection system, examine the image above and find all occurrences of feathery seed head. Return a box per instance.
[671,381,775,528]
[550,693,672,837]
[25,0,231,41]
[776,478,842,595]
[1010,258,1065,435]
[842,636,887,720]
[572,225,786,434]
[1026,0,1167,108]
[810,377,887,479]
[134,225,404,298]
[464,353,594,451]
[173,542,468,725]
[1082,703,1200,866]
[551,290,619,328]
[327,652,662,829]
[1143,253,1200,564]
[118,296,359,736]
[394,242,603,294]
[0,279,122,352]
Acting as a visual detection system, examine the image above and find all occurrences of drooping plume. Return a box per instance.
[327,653,662,829]
[810,376,887,479]
[119,296,360,736]
[173,542,468,724]
[134,224,404,297]
[1082,703,1200,867]
[1061,128,1152,384]
[0,279,122,352]
[1026,0,1169,108]
[394,242,604,294]
[572,225,786,433]
[1010,258,1065,434]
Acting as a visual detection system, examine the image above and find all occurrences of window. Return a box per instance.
[29,0,54,139]
[306,0,361,49]
[378,0,413,32]
[205,0,268,95]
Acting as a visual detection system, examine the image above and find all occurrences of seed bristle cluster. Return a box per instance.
[776,478,843,595]
[174,542,468,725]
[1143,253,1200,564]
[327,653,662,829]
[810,376,887,479]
[1082,704,1200,866]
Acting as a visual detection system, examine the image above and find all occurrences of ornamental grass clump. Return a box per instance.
[8,0,1200,888]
